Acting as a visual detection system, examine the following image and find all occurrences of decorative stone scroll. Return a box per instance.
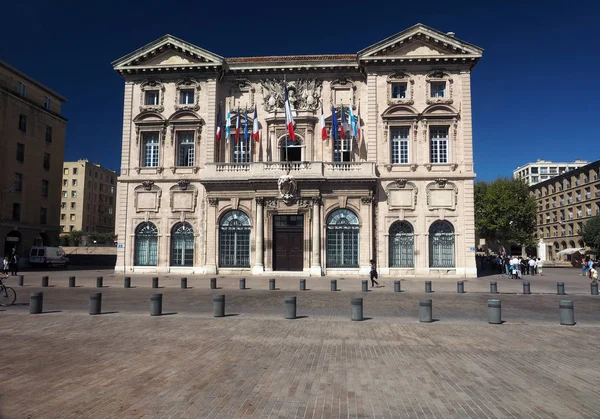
[260,78,323,112]
[277,175,297,204]
[230,78,255,110]
[425,69,454,105]
[175,78,200,111]
[139,79,165,113]
[386,71,415,106]
[426,180,458,210]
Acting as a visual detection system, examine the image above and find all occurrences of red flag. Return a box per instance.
[320,104,327,140]
[252,104,259,142]
[340,104,346,139]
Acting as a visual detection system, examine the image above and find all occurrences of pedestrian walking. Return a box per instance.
[528,257,536,276]
[581,258,589,276]
[2,257,9,275]
[369,259,380,288]
[537,258,543,276]
[9,253,18,276]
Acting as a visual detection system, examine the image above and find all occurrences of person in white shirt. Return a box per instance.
[528,258,536,276]
[537,258,543,276]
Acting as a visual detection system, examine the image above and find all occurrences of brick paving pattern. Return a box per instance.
[0,268,598,418]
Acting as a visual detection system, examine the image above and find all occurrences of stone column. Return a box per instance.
[204,198,219,274]
[310,197,322,276]
[252,197,265,274]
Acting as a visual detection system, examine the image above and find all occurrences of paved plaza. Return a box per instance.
[0,268,599,418]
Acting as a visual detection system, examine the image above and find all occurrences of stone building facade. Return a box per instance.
[0,60,67,261]
[60,160,117,235]
[112,24,482,277]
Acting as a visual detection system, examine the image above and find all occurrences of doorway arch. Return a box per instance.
[4,231,21,257]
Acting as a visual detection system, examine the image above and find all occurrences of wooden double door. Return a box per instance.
[273,215,304,271]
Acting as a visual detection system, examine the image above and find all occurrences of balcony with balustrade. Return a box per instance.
[199,161,377,184]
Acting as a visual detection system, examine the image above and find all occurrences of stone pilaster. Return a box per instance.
[310,197,322,276]
[366,73,378,163]
[252,197,264,274]
[204,198,218,274]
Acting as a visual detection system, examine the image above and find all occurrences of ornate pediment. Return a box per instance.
[358,23,483,60]
[112,34,224,71]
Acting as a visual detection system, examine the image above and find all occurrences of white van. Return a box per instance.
[29,247,69,268]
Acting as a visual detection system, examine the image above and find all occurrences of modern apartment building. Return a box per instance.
[531,159,600,261]
[514,159,588,186]
[60,160,117,234]
[0,60,67,259]
[113,24,483,277]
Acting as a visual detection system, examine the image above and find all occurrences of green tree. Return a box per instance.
[475,178,537,248]
[582,215,600,250]
[65,230,84,246]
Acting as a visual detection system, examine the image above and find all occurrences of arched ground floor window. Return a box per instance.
[389,221,414,267]
[171,222,194,266]
[219,210,251,267]
[326,209,359,268]
[429,220,455,268]
[135,222,158,266]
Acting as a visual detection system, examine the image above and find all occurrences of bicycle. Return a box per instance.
[0,275,16,307]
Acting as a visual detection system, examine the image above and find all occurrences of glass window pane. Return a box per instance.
[326,209,359,268]
[429,221,455,268]
[171,223,194,266]
[219,211,251,267]
[389,221,414,267]
[135,222,158,266]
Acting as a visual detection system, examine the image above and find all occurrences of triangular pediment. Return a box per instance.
[358,23,483,59]
[112,34,224,71]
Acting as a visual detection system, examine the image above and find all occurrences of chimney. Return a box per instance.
[446,32,455,37]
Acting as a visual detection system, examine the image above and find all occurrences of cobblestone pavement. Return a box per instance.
[0,268,599,418]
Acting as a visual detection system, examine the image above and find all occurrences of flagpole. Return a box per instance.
[284,74,289,164]
[218,101,222,162]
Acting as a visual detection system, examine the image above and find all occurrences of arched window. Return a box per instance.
[135,222,158,266]
[389,221,414,268]
[280,136,303,162]
[429,220,455,268]
[171,223,194,267]
[219,210,251,267]
[326,209,359,268]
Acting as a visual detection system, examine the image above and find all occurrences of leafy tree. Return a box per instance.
[475,178,537,248]
[64,230,84,246]
[582,215,600,250]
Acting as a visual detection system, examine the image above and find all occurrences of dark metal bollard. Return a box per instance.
[362,280,368,292]
[240,278,246,290]
[351,297,363,321]
[18,275,24,287]
[89,293,102,315]
[269,278,276,290]
[394,280,401,292]
[300,279,306,291]
[457,281,465,294]
[557,282,565,295]
[559,300,575,325]
[331,279,337,291]
[213,294,225,317]
[69,276,76,287]
[591,282,599,295]
[419,299,433,323]
[284,296,297,319]
[490,281,498,294]
[41,276,49,287]
[96,276,103,288]
[152,277,159,289]
[124,277,131,288]
[210,277,217,289]
[30,292,43,314]
[488,299,502,324]
[150,294,162,316]
[425,281,432,293]
[181,278,187,289]
[523,281,531,295]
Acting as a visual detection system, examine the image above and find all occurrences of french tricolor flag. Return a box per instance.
[252,104,259,142]
[216,105,222,143]
[284,79,296,142]
[320,104,327,140]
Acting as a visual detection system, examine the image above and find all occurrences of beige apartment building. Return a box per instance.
[112,24,483,277]
[0,61,67,260]
[531,159,600,261]
[60,160,117,235]
[514,159,588,186]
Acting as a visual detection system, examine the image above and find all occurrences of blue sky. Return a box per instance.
[1,0,598,179]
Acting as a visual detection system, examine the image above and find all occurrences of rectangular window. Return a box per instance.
[540,167,548,174]
[41,180,49,197]
[61,202,66,209]
[62,190,68,198]
[43,153,51,170]
[12,203,21,221]
[177,131,195,166]
[142,132,159,167]
[64,168,69,175]
[18,114,27,132]
[44,96,52,110]
[16,143,25,163]
[73,168,78,175]
[333,136,351,163]
[430,81,446,98]
[14,173,23,192]
[71,191,77,198]
[70,214,76,221]
[531,167,538,174]
[430,127,449,164]
[391,83,407,99]
[17,81,27,97]
[531,176,539,183]
[40,208,47,224]
[231,136,252,163]
[61,214,66,221]
[108,207,113,215]
[72,179,77,186]
[144,90,159,106]
[179,89,195,104]
[71,202,75,209]
[391,127,409,164]
[45,126,52,143]
[63,179,68,186]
